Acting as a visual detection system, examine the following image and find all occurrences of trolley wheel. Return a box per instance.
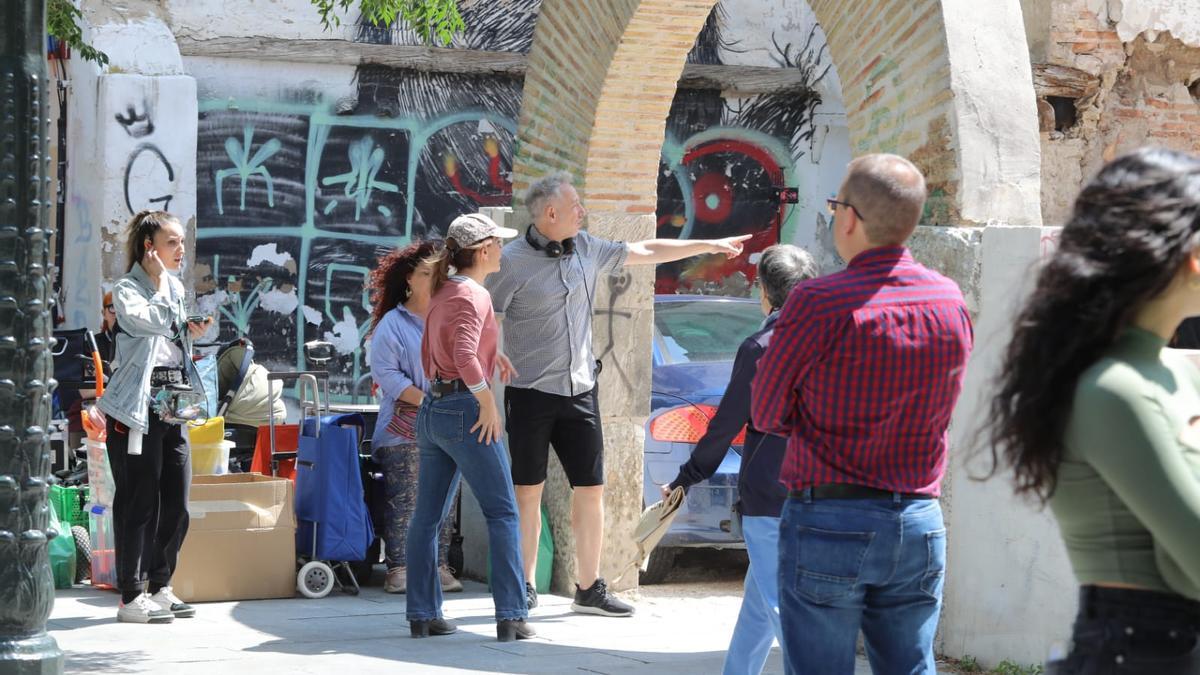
[71,525,91,584]
[298,561,335,599]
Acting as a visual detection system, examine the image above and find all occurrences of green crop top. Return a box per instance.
[1055,327,1200,599]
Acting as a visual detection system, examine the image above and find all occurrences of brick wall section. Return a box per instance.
[583,0,717,216]
[511,0,641,208]
[1046,4,1126,75]
[811,0,960,220]
[809,0,960,222]
[1037,0,1200,223]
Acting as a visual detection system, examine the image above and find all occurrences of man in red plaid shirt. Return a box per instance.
[751,154,973,674]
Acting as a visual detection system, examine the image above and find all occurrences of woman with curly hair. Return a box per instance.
[986,148,1200,673]
[367,239,462,595]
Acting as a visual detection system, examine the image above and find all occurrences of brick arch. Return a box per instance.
[510,0,1041,591]
[514,0,1042,227]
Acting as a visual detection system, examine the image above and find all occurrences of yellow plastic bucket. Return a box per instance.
[187,416,225,446]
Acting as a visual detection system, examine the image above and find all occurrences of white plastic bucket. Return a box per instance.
[190,441,235,476]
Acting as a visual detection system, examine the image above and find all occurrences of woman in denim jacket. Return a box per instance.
[91,211,209,625]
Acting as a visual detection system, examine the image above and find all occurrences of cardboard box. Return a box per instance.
[173,473,296,602]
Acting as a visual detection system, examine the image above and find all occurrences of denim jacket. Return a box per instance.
[96,263,192,435]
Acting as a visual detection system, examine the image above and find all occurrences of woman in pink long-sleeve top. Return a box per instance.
[404,213,535,642]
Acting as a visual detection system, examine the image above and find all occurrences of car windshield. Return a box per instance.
[655,299,764,365]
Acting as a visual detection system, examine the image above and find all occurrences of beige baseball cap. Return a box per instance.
[447,213,519,247]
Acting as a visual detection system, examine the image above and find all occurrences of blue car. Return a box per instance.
[641,294,766,583]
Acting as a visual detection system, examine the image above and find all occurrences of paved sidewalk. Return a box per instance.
[48,579,822,674]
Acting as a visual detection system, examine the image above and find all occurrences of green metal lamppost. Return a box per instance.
[0,0,64,672]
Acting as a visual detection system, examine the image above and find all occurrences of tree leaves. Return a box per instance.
[311,0,465,46]
[47,0,463,69]
[47,0,109,66]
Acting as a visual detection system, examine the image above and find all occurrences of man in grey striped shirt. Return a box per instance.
[487,172,749,617]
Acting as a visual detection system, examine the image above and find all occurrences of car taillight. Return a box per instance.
[650,404,747,446]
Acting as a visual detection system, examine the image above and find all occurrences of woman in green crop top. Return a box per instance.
[987,148,1200,674]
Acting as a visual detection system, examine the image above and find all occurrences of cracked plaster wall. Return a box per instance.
[1029,0,1200,225]
[63,2,198,329]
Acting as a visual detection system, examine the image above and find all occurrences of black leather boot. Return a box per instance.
[410,618,457,638]
[497,618,536,642]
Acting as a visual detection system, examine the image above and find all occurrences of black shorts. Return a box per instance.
[505,386,604,487]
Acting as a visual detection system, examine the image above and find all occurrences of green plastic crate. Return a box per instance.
[49,484,89,529]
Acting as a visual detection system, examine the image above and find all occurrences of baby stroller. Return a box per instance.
[195,337,286,471]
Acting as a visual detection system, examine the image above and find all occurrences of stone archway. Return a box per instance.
[512,0,1042,592]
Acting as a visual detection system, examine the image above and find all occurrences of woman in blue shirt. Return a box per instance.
[367,240,462,595]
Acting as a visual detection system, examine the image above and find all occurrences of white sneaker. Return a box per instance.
[149,586,196,618]
[117,594,174,624]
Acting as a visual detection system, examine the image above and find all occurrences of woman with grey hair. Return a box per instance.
[662,244,817,675]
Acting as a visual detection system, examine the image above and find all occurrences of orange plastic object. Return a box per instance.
[250,424,298,480]
[81,346,107,442]
[92,351,104,397]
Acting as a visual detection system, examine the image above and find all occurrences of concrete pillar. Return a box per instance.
[937,225,1076,667]
[63,7,196,330]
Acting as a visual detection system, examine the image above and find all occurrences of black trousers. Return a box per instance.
[106,412,191,597]
[1047,586,1200,674]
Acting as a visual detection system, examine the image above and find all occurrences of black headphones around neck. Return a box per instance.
[526,225,576,258]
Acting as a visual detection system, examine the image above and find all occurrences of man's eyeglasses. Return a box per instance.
[826,198,861,220]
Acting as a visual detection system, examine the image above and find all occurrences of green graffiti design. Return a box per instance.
[215,125,283,214]
[320,136,400,221]
[210,254,274,337]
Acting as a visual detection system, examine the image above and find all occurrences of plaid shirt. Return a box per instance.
[750,247,973,495]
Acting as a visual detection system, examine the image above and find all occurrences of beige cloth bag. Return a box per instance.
[613,486,686,584]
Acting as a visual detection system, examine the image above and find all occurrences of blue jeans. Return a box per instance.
[724,515,782,675]
[778,495,946,675]
[405,392,527,622]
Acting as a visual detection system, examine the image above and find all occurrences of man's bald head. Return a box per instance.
[840,154,927,245]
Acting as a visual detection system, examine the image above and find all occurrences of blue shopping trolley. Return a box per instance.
[279,374,375,598]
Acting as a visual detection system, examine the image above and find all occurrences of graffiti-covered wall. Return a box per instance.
[190,77,519,392]
[172,0,849,397]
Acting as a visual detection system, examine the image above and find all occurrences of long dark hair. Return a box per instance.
[986,148,1200,502]
[367,239,444,333]
[124,210,181,272]
[429,235,483,292]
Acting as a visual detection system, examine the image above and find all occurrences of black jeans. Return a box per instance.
[1047,586,1200,674]
[106,413,191,599]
